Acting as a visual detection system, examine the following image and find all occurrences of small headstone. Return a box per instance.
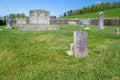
[6,20,12,28]
[97,12,104,29]
[66,43,74,56]
[115,28,119,34]
[67,21,77,25]
[74,30,88,58]
[115,17,119,34]
[79,19,91,26]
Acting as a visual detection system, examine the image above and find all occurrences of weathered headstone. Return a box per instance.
[115,17,119,34]
[115,28,119,34]
[97,12,104,29]
[6,20,12,28]
[74,30,88,58]
[18,9,59,30]
[66,43,74,56]
[29,10,50,25]
[67,21,77,25]
[79,19,91,26]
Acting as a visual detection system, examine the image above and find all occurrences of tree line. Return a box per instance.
[63,2,120,17]
[0,13,27,26]
[0,13,27,20]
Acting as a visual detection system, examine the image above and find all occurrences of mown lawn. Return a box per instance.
[0,25,120,80]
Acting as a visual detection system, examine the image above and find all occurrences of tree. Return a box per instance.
[8,13,16,19]
[104,2,111,9]
[111,2,118,9]
[16,13,26,18]
[62,2,119,17]
[63,12,67,16]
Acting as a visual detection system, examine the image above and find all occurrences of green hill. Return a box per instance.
[60,8,120,19]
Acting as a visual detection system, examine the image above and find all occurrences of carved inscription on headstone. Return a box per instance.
[74,30,88,58]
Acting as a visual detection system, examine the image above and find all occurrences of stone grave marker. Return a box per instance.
[67,21,77,25]
[29,10,50,25]
[97,12,104,29]
[6,20,12,28]
[115,17,119,34]
[79,19,91,26]
[18,9,59,30]
[74,30,88,58]
[115,28,119,34]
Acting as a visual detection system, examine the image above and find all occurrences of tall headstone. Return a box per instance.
[97,12,104,29]
[6,20,12,28]
[74,30,88,58]
[29,10,50,25]
[115,17,119,34]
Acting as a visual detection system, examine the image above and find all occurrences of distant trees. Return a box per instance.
[7,13,26,19]
[0,13,27,20]
[0,13,27,26]
[62,2,120,17]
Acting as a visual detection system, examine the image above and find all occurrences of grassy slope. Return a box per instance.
[61,8,120,19]
[0,25,120,80]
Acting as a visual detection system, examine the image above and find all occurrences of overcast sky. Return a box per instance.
[0,0,119,17]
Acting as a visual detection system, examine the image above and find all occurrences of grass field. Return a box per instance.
[60,8,120,19]
[0,25,120,80]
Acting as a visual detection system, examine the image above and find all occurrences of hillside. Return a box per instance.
[60,8,120,19]
[0,25,120,80]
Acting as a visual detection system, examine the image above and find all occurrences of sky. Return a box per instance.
[0,0,120,17]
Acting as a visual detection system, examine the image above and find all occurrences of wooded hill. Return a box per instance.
[60,8,120,19]
[60,2,120,18]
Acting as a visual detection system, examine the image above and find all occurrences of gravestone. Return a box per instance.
[115,17,119,34]
[18,9,59,30]
[29,10,50,25]
[67,21,77,25]
[79,19,91,26]
[6,20,12,28]
[66,43,74,56]
[74,30,88,58]
[97,12,104,29]
[115,28,119,34]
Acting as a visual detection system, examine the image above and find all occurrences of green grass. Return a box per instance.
[0,25,120,80]
[60,8,120,19]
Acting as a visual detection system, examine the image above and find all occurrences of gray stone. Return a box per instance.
[17,9,59,30]
[67,21,77,25]
[79,19,91,26]
[6,20,12,28]
[97,12,104,29]
[16,18,29,25]
[66,43,74,56]
[19,24,59,31]
[29,10,50,25]
[115,28,119,34]
[74,30,88,58]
